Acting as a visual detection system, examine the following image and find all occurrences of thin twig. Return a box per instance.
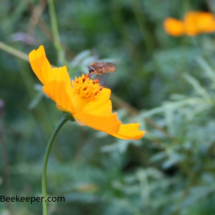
[0,41,29,61]
[27,0,47,36]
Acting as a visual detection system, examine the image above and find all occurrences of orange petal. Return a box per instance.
[197,12,215,33]
[204,21,215,33]
[81,88,112,115]
[183,11,213,36]
[51,66,72,96]
[164,18,184,36]
[29,45,54,85]
[88,100,112,116]
[29,46,73,86]
[111,123,145,140]
[184,11,202,21]
[184,12,200,35]
[43,80,75,114]
[74,112,121,134]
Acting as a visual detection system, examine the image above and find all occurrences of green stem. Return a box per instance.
[0,41,29,61]
[42,115,68,215]
[48,0,64,65]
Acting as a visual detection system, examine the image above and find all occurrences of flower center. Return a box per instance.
[71,74,103,111]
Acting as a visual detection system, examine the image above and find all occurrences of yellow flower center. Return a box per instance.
[71,74,103,111]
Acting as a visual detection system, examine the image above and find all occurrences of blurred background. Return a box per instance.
[1,0,215,214]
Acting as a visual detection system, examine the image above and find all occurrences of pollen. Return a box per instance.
[71,74,102,102]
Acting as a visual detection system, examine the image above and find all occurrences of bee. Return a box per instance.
[88,62,116,75]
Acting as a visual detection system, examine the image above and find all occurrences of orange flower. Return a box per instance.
[164,11,215,36]
[164,18,184,36]
[29,45,145,140]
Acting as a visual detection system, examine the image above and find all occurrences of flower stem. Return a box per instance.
[42,115,68,215]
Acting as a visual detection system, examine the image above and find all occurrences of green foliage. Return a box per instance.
[1,0,215,215]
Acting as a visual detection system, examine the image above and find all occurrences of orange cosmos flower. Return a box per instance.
[164,11,215,36]
[164,18,185,36]
[29,45,145,140]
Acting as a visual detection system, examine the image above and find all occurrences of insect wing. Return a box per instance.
[104,62,116,72]
[89,62,116,74]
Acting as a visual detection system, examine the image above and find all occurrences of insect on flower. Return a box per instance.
[29,45,145,140]
[88,62,116,75]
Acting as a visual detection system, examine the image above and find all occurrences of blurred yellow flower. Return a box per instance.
[164,18,184,36]
[164,11,215,36]
[29,46,145,140]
